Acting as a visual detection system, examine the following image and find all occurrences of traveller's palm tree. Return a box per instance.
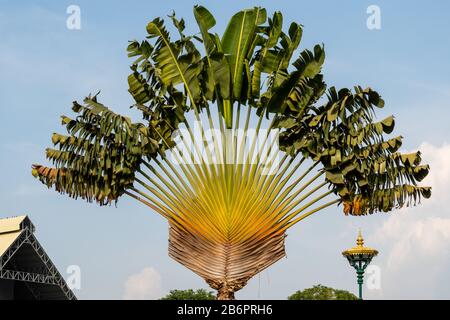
[32,6,431,299]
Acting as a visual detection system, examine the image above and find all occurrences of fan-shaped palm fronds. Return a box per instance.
[32,6,431,299]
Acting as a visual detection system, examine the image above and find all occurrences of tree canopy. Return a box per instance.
[288,284,358,300]
[160,289,216,300]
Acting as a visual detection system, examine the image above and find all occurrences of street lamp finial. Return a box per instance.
[357,229,364,246]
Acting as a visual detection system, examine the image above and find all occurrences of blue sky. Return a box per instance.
[1,0,450,299]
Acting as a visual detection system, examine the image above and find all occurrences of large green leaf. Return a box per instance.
[222,7,266,99]
[147,18,202,110]
[221,7,266,127]
[251,12,284,98]
[193,5,216,54]
[194,6,231,102]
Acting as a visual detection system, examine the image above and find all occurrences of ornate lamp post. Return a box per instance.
[342,230,378,300]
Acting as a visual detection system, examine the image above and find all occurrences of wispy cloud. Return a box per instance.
[123,267,163,300]
[368,142,450,299]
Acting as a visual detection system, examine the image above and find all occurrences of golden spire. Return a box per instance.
[356,229,364,247]
[342,230,378,257]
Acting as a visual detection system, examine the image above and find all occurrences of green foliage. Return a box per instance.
[32,5,430,217]
[277,86,431,215]
[32,94,159,205]
[160,289,216,300]
[288,284,357,300]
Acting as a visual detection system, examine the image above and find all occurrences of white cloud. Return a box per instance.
[367,142,450,299]
[123,267,163,300]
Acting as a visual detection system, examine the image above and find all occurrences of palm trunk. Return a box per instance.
[217,285,235,300]
[168,224,286,299]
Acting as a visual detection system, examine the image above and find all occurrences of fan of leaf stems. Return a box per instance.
[32,6,431,299]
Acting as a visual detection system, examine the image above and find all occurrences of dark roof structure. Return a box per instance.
[0,215,76,300]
